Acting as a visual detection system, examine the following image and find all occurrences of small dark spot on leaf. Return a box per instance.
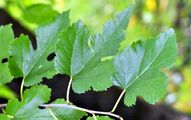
[47,53,56,61]
[2,58,8,63]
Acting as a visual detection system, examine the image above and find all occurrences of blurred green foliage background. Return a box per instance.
[0,0,191,114]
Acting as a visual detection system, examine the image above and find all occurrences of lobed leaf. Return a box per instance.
[1,86,86,120]
[9,11,70,86]
[55,5,133,93]
[113,29,177,106]
[0,25,14,85]
[3,85,51,120]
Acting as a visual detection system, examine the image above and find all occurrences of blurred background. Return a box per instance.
[0,0,191,119]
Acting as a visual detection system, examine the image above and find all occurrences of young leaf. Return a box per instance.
[4,85,51,120]
[9,11,70,86]
[0,25,14,85]
[113,29,177,106]
[87,116,112,120]
[55,6,133,93]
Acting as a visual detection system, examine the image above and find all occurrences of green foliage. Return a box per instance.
[1,85,51,120]
[0,86,16,99]
[0,4,177,120]
[0,114,10,120]
[0,86,85,120]
[0,25,14,85]
[50,99,86,120]
[113,29,177,106]
[9,11,69,86]
[55,6,133,93]
[23,4,58,24]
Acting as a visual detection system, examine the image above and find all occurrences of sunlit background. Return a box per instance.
[0,0,191,115]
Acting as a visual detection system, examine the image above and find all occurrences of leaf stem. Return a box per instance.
[48,108,58,120]
[0,104,6,108]
[40,104,123,119]
[0,103,123,120]
[66,76,72,103]
[92,113,97,120]
[111,89,126,112]
[20,77,25,100]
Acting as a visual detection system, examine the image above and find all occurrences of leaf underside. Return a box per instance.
[55,6,133,93]
[113,29,177,106]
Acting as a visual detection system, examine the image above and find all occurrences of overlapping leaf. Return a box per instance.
[0,25,14,85]
[2,85,51,120]
[1,86,86,120]
[49,99,86,120]
[113,29,177,106]
[9,11,70,86]
[55,6,133,93]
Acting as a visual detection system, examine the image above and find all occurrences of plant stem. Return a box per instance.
[92,113,97,120]
[48,108,58,120]
[0,103,123,120]
[111,89,126,112]
[20,77,25,100]
[66,77,72,103]
[0,104,6,108]
[40,104,123,119]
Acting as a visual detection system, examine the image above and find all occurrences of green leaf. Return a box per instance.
[87,116,112,120]
[2,86,86,120]
[0,85,16,99]
[0,25,14,85]
[4,85,51,120]
[9,11,70,86]
[48,99,86,120]
[55,6,133,93]
[113,29,177,106]
[23,4,59,24]
[0,114,10,120]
